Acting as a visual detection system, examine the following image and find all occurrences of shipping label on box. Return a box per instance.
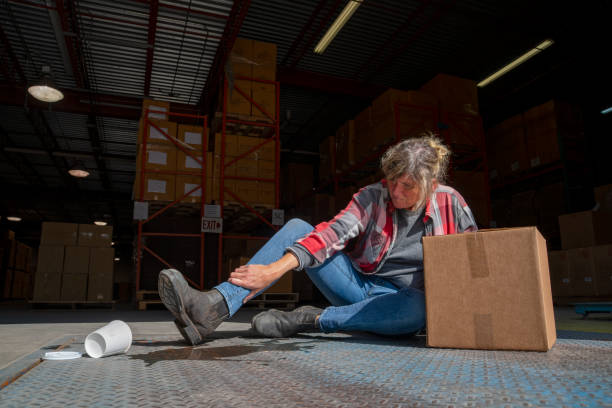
[423,227,556,351]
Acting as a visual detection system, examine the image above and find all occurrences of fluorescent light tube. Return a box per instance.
[477,39,554,87]
[314,0,363,54]
[601,107,612,115]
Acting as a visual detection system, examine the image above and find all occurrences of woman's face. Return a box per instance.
[388,174,425,210]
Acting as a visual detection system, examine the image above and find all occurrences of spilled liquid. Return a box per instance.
[129,339,318,367]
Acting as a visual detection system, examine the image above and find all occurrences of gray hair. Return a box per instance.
[380,134,451,209]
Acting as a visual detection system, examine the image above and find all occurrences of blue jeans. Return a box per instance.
[215,218,426,335]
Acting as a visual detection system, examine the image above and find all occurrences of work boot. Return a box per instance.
[158,269,229,345]
[251,305,323,338]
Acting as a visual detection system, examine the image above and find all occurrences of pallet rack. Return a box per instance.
[135,110,208,292]
[216,74,281,284]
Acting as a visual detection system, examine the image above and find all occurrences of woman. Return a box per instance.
[159,135,477,345]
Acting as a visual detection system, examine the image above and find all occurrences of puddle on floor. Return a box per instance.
[129,340,318,366]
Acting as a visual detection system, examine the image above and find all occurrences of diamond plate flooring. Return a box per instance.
[1,328,611,407]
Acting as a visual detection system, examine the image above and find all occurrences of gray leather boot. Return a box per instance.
[158,269,229,345]
[251,305,323,338]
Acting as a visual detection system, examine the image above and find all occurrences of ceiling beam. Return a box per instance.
[199,0,251,110]
[0,84,201,119]
[280,0,328,67]
[0,25,26,84]
[144,0,159,96]
[55,0,84,87]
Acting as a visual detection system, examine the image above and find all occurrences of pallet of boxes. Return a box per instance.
[1,230,35,301]
[32,222,115,308]
[548,184,612,304]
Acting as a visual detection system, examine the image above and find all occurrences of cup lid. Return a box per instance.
[43,351,82,360]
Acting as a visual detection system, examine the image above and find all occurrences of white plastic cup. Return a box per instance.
[84,320,132,358]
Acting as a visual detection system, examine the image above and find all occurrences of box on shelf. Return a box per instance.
[238,135,275,161]
[142,98,170,121]
[78,225,112,248]
[177,150,204,173]
[177,124,206,151]
[420,73,479,115]
[548,250,571,297]
[60,273,88,301]
[40,222,78,246]
[423,227,556,351]
[257,160,275,180]
[63,246,90,274]
[137,119,178,145]
[251,82,276,119]
[449,171,490,227]
[371,89,437,123]
[136,144,177,171]
[252,39,277,81]
[133,174,176,202]
[214,133,239,157]
[487,115,528,178]
[558,210,612,250]
[566,247,597,296]
[593,245,612,296]
[335,120,356,171]
[176,176,203,203]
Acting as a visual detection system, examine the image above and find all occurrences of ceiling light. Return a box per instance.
[314,0,363,54]
[111,241,115,246]
[601,107,612,115]
[7,216,22,222]
[94,221,107,226]
[68,161,90,178]
[477,39,554,88]
[114,257,120,262]
[28,65,64,103]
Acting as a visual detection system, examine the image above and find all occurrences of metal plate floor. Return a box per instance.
[1,330,611,407]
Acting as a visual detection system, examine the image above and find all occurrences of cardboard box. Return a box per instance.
[449,171,490,227]
[142,98,170,120]
[257,159,275,180]
[420,73,479,115]
[177,150,204,173]
[593,245,612,296]
[214,133,239,157]
[487,115,528,178]
[89,247,114,277]
[372,111,438,150]
[133,174,176,202]
[136,144,177,171]
[238,135,275,161]
[213,154,238,178]
[252,39,277,80]
[88,270,113,301]
[423,227,556,351]
[371,89,437,123]
[229,37,253,77]
[176,176,203,203]
[258,181,275,205]
[0,229,15,241]
[78,225,113,248]
[267,271,293,294]
[36,245,65,275]
[211,179,236,202]
[235,158,259,177]
[41,222,78,246]
[335,120,356,171]
[15,242,30,271]
[63,246,90,274]
[234,180,259,203]
[444,114,485,148]
[558,210,612,249]
[566,247,596,296]
[547,250,572,297]
[33,272,61,301]
[61,273,88,301]
[251,82,276,119]
[137,119,178,145]
[178,124,206,151]
[227,79,252,115]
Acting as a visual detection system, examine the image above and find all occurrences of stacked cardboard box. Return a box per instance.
[318,135,335,184]
[33,222,115,302]
[224,38,277,119]
[487,114,529,180]
[448,171,490,227]
[212,133,276,207]
[1,230,35,300]
[133,99,208,203]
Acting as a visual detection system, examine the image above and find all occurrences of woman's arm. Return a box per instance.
[228,252,299,303]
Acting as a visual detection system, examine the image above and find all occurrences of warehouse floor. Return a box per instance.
[0,305,610,407]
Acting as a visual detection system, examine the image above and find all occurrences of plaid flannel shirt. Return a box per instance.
[293,180,478,274]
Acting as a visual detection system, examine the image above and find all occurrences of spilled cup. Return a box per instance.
[85,320,132,358]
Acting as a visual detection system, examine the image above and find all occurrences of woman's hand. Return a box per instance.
[228,264,280,302]
[228,253,300,303]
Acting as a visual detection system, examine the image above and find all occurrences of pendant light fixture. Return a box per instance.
[68,161,90,178]
[28,65,64,103]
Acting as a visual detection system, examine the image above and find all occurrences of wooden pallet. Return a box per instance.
[212,112,275,137]
[137,290,164,311]
[246,293,299,310]
[29,300,116,310]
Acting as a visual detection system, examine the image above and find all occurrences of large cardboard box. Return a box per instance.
[593,245,612,296]
[229,37,253,77]
[420,73,479,115]
[60,273,88,301]
[177,150,204,173]
[88,270,113,301]
[40,222,78,246]
[89,248,114,277]
[547,250,572,297]
[449,171,490,227]
[226,80,252,115]
[137,119,178,145]
[238,135,274,161]
[136,144,177,171]
[176,176,203,203]
[33,272,62,301]
[566,248,597,296]
[142,98,170,121]
[257,159,275,180]
[371,89,437,123]
[78,225,112,248]
[423,228,556,351]
[133,174,176,202]
[558,210,612,249]
[214,133,239,157]
[36,245,65,275]
[252,82,276,119]
[252,39,277,80]
[335,120,356,171]
[177,124,206,151]
[63,246,90,274]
